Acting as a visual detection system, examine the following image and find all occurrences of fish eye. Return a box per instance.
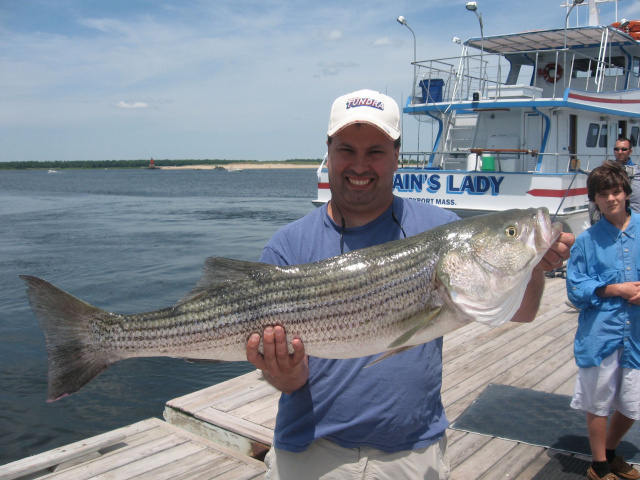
[505,225,518,237]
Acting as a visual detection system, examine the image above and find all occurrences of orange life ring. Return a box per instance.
[538,62,563,84]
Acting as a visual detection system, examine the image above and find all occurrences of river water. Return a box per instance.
[0,167,316,465]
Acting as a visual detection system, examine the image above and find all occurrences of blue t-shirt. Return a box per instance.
[566,210,640,369]
[259,197,459,453]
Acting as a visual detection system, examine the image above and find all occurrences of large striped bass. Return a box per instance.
[21,207,561,402]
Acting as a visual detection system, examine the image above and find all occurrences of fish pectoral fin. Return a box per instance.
[175,257,276,306]
[364,346,417,368]
[387,307,442,349]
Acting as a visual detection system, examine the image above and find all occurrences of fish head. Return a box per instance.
[437,208,562,326]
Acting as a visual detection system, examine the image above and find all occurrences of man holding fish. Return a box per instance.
[19,90,574,478]
[246,89,575,479]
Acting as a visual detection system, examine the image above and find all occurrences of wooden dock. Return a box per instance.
[164,275,597,479]
[2,277,624,479]
[0,418,266,480]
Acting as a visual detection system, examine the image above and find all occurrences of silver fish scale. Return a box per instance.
[75,208,550,363]
[100,233,443,361]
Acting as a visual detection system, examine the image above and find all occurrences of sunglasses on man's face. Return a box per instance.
[614,147,629,151]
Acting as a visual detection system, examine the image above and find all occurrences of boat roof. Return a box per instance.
[465,25,639,54]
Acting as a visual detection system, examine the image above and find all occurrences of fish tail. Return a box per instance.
[20,275,114,402]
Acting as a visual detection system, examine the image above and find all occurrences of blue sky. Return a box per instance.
[2,0,639,162]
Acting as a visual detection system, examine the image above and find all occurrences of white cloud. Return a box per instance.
[373,37,393,47]
[325,30,344,42]
[116,101,149,109]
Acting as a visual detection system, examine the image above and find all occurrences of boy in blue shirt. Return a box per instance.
[567,161,640,480]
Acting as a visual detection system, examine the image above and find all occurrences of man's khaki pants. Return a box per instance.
[264,435,450,480]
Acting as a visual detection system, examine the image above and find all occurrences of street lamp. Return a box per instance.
[465,2,484,86]
[397,16,417,101]
[564,0,585,49]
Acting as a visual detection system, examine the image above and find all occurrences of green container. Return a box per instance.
[482,155,495,171]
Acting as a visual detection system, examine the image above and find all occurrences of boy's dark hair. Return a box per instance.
[587,160,632,208]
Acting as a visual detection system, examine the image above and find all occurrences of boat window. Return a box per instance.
[603,57,625,78]
[631,127,639,147]
[586,123,600,148]
[599,124,608,148]
[634,57,640,77]
[573,58,596,78]
[573,57,626,78]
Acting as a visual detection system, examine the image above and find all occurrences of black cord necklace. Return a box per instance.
[332,200,407,254]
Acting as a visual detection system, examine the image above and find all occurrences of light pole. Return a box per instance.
[397,16,417,102]
[564,0,585,49]
[465,2,484,86]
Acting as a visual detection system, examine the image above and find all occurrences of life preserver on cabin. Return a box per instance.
[538,62,563,84]
[612,20,640,40]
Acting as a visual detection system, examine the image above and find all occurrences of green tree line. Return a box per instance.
[0,159,321,170]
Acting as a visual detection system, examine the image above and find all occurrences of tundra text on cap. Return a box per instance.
[327,89,401,141]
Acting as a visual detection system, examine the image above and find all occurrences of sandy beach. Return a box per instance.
[158,163,320,170]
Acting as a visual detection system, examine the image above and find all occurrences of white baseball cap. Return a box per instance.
[327,89,400,141]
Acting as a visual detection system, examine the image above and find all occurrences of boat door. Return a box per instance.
[524,112,543,171]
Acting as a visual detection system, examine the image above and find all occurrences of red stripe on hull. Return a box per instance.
[318,183,330,189]
[568,92,640,105]
[527,188,588,197]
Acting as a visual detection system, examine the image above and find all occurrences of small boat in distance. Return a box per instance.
[314,0,639,236]
[48,169,59,173]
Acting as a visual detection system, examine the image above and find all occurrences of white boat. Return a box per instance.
[314,0,640,235]
[48,169,59,173]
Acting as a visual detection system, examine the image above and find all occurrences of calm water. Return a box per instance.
[0,167,316,465]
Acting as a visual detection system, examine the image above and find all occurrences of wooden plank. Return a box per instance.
[478,443,544,480]
[232,392,280,426]
[447,432,492,470]
[443,332,562,419]
[42,429,193,479]
[207,463,266,480]
[0,422,155,480]
[442,303,570,386]
[195,408,274,446]
[164,408,267,458]
[0,418,266,480]
[488,326,576,390]
[451,438,518,479]
[171,457,239,480]
[167,371,264,412]
[443,304,573,388]
[212,382,277,413]
[128,450,227,480]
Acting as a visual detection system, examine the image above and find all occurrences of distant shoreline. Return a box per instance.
[158,163,320,170]
[0,159,322,171]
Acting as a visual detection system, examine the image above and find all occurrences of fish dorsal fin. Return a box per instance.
[386,306,442,349]
[175,256,274,306]
[364,345,417,368]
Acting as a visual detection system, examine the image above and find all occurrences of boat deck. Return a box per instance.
[0,417,266,480]
[2,276,615,479]
[165,275,596,479]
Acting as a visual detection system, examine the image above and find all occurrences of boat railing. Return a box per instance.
[411,47,633,106]
[400,149,608,174]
